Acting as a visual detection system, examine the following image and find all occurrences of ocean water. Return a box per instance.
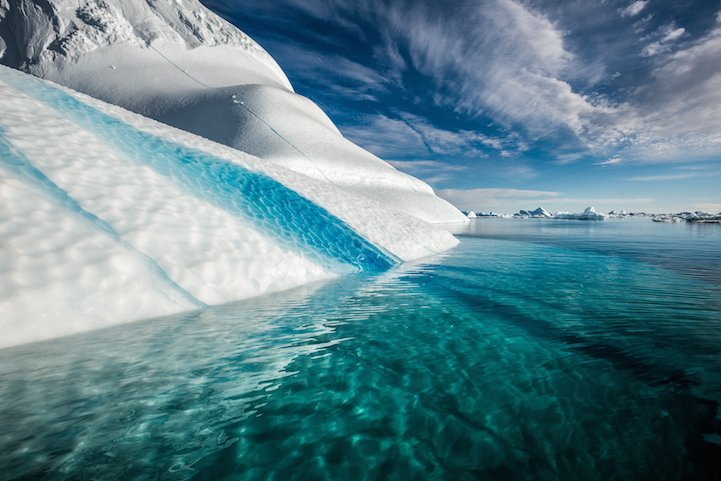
[1,218,720,480]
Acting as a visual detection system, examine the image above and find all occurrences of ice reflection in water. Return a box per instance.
[1,231,721,480]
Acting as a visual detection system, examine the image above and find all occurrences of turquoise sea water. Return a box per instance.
[1,219,720,480]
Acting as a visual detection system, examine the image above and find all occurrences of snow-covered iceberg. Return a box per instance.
[555,207,607,220]
[0,65,457,348]
[514,207,552,218]
[0,0,466,224]
[0,0,467,348]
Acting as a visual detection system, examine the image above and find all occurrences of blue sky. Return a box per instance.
[202,0,721,213]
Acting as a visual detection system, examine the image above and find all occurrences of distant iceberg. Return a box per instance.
[555,207,607,220]
[514,207,553,218]
[652,211,721,223]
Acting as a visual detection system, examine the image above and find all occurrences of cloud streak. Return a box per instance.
[595,156,622,165]
[625,173,702,181]
[340,113,512,159]
[619,1,648,18]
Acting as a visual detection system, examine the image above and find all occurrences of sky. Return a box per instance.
[202,0,721,214]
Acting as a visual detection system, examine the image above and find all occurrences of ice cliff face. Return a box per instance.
[0,0,466,223]
[0,65,457,348]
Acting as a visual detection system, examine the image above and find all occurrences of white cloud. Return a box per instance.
[595,156,622,165]
[619,1,648,18]
[619,16,721,161]
[367,0,610,142]
[642,24,686,57]
[673,164,718,171]
[251,0,721,165]
[340,113,513,159]
[552,152,586,165]
[662,27,686,43]
[625,173,697,181]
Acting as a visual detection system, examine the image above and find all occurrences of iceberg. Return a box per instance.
[652,211,721,223]
[0,0,466,224]
[514,207,552,218]
[554,207,607,220]
[0,0,467,348]
[684,211,721,223]
[0,66,458,348]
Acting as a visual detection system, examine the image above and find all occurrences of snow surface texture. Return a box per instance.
[0,0,467,224]
[0,66,458,348]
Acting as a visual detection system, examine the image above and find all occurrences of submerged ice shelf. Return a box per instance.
[0,66,457,348]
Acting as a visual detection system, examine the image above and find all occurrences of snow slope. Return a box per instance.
[0,0,466,224]
[0,66,457,348]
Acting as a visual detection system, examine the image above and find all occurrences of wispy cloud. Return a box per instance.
[211,0,721,167]
[641,24,686,56]
[339,115,425,158]
[619,1,648,18]
[606,13,721,162]
[673,163,719,171]
[275,0,608,144]
[263,42,391,100]
[595,156,622,165]
[340,113,511,159]
[625,173,697,181]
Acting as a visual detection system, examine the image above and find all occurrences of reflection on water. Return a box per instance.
[1,223,721,480]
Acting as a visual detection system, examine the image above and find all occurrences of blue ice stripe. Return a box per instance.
[1,70,398,272]
[0,130,206,309]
